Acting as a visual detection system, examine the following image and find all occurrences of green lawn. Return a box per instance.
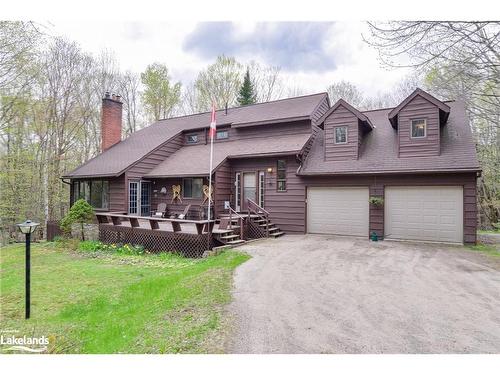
[0,242,249,353]
[466,243,500,257]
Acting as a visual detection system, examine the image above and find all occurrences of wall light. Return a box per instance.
[267,167,273,173]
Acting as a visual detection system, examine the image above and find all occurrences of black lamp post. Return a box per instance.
[16,220,39,319]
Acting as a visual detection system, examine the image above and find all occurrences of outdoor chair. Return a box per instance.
[150,202,167,218]
[177,204,191,220]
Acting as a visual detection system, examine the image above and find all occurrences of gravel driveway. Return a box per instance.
[226,235,500,354]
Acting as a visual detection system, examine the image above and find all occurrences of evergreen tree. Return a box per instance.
[237,68,257,106]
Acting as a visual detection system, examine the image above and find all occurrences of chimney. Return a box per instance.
[101,92,123,152]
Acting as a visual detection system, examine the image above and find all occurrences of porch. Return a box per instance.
[95,201,282,258]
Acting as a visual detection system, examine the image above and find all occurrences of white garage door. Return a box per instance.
[307,187,369,236]
[385,186,463,243]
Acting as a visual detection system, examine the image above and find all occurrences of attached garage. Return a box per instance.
[385,186,463,243]
[307,187,369,236]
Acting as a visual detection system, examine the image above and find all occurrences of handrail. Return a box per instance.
[246,199,269,237]
[227,205,245,240]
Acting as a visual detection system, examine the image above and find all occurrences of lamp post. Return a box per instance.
[16,220,39,319]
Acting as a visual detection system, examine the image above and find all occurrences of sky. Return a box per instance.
[46,21,410,98]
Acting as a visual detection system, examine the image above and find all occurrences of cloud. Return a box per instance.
[183,22,337,72]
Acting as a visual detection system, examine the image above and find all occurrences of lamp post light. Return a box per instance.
[16,220,39,319]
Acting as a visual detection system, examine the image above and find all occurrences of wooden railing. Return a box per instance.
[95,212,215,235]
[227,205,245,240]
[246,199,270,237]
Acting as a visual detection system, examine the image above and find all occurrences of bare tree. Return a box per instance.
[119,70,143,134]
[326,81,365,107]
[248,61,284,102]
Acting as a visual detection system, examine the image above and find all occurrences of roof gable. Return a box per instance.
[388,88,450,128]
[317,99,374,130]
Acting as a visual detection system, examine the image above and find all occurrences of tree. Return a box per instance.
[194,55,243,110]
[60,199,94,241]
[237,68,257,106]
[248,61,284,102]
[141,63,181,121]
[326,81,364,107]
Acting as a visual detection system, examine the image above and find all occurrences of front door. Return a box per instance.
[242,172,256,211]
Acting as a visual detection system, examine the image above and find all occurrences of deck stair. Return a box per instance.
[213,217,246,246]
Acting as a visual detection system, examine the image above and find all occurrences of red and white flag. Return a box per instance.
[209,103,217,138]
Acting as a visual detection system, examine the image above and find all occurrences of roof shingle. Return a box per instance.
[63,93,327,178]
[299,100,480,175]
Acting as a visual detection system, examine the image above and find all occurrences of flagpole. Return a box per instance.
[207,104,216,251]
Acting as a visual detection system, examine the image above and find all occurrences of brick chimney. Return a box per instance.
[101,92,123,152]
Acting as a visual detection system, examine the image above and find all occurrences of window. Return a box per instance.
[411,119,427,138]
[259,171,265,207]
[183,178,203,198]
[186,134,198,144]
[277,160,286,192]
[73,180,109,209]
[334,126,347,144]
[216,130,228,140]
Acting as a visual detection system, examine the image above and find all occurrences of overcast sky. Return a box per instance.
[47,21,410,97]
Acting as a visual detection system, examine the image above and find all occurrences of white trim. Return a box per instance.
[410,118,427,138]
[258,171,265,208]
[235,172,241,211]
[334,125,348,144]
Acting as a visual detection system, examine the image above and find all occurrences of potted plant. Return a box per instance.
[368,196,384,207]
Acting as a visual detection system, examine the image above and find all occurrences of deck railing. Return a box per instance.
[246,199,270,237]
[95,212,217,258]
[96,212,215,234]
[227,206,245,240]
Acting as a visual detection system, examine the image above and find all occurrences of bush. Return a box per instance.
[78,240,102,252]
[60,199,95,241]
[369,196,384,206]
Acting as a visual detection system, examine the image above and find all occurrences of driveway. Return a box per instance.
[226,235,500,353]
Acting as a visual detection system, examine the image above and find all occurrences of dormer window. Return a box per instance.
[186,134,198,144]
[334,126,348,144]
[411,119,427,138]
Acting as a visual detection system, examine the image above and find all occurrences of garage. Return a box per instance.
[307,187,369,236]
[385,186,463,243]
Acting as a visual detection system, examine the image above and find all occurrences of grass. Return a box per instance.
[478,229,500,235]
[0,241,249,353]
[466,243,500,258]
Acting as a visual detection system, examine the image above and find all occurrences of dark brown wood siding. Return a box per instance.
[126,133,184,179]
[323,104,359,161]
[398,94,440,157]
[150,177,209,218]
[229,156,306,233]
[109,175,126,212]
[214,160,232,217]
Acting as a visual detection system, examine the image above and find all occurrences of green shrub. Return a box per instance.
[78,240,102,252]
[60,199,95,241]
[369,196,384,206]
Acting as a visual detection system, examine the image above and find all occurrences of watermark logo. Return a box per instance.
[1,330,49,353]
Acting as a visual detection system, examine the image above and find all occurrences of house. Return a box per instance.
[63,89,480,244]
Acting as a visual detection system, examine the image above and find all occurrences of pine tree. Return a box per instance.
[237,68,257,106]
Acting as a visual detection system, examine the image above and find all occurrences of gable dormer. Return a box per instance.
[388,88,450,158]
[318,99,373,161]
